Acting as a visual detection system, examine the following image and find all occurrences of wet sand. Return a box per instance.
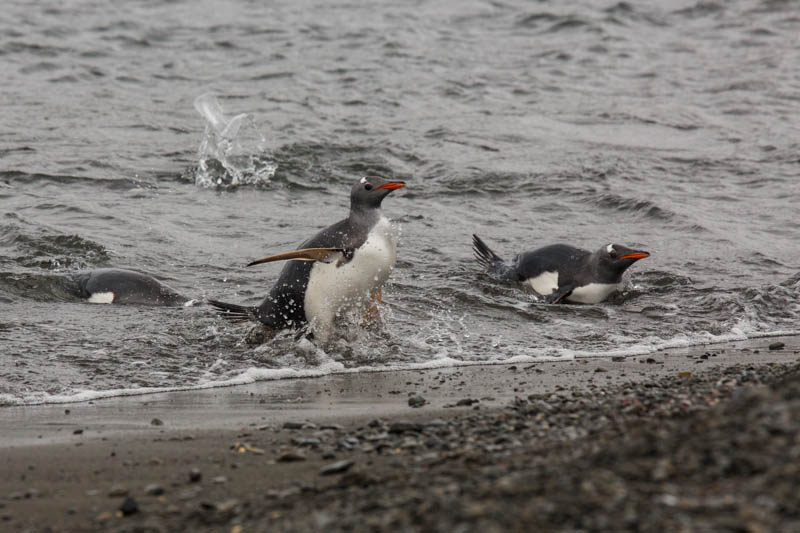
[2,336,799,531]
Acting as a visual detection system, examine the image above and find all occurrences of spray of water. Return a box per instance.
[192,93,277,188]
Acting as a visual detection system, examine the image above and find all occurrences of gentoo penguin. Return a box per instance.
[472,234,649,304]
[208,176,405,341]
[67,268,189,306]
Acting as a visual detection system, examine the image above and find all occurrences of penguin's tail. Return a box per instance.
[472,234,515,280]
[207,299,259,322]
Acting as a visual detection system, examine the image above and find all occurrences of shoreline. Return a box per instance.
[3,336,797,449]
[5,330,798,410]
[1,335,798,531]
[4,330,798,405]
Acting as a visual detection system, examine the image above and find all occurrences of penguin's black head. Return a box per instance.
[596,244,650,281]
[350,176,405,211]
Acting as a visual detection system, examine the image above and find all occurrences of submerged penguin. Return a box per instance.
[472,234,649,304]
[67,268,189,306]
[208,176,406,341]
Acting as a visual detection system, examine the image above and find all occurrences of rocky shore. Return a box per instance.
[2,337,799,532]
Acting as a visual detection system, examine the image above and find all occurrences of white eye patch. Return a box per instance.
[360,177,367,184]
[606,244,614,254]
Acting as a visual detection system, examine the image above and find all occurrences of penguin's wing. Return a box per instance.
[296,217,370,250]
[543,282,576,304]
[247,248,352,267]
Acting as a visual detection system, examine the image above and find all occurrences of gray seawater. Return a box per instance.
[1,0,799,405]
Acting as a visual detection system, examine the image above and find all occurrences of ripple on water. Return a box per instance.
[1,0,800,405]
[0,224,109,270]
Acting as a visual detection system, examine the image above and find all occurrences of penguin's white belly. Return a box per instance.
[304,217,396,337]
[87,291,115,304]
[527,271,559,295]
[566,283,621,304]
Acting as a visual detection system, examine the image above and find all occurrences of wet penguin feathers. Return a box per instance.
[472,234,649,304]
[472,234,515,281]
[209,176,406,340]
[70,268,188,306]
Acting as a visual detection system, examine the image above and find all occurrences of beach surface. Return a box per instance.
[2,335,799,532]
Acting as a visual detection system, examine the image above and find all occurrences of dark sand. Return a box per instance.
[2,336,799,532]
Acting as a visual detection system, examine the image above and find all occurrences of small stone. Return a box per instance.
[277,450,306,462]
[144,484,164,496]
[150,418,164,426]
[189,468,202,483]
[769,342,785,351]
[388,421,422,434]
[408,395,426,408]
[282,421,305,430]
[321,449,336,460]
[232,442,266,454]
[456,398,477,406]
[594,367,608,373]
[216,499,239,514]
[107,484,129,498]
[73,429,83,435]
[119,497,139,516]
[291,437,321,448]
[212,476,227,484]
[319,460,354,476]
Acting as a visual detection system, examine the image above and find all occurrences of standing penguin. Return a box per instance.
[472,234,649,304]
[209,176,405,341]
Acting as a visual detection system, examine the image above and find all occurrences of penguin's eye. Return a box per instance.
[609,249,618,259]
[364,183,373,191]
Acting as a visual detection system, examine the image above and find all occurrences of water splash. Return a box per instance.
[191,93,277,188]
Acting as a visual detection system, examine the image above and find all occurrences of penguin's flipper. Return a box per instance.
[543,283,576,304]
[247,248,350,267]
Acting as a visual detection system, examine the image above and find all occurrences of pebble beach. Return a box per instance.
[3,336,799,532]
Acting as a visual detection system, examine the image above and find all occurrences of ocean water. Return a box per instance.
[1,0,799,405]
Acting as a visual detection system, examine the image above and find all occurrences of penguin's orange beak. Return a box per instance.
[620,251,650,260]
[375,181,405,191]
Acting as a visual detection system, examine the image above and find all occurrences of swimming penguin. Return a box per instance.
[208,176,406,341]
[472,234,649,304]
[68,268,189,306]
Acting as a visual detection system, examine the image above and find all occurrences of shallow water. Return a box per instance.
[1,0,799,405]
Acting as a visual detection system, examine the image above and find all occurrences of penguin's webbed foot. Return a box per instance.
[361,288,383,326]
